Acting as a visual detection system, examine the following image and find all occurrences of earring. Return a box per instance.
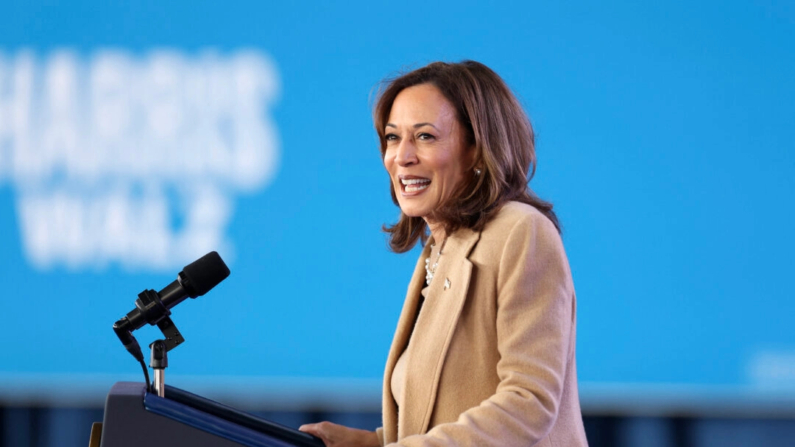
[474,168,482,176]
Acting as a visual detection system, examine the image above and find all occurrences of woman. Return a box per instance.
[300,61,588,447]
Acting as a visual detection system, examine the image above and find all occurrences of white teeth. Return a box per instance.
[405,183,429,192]
[401,178,430,185]
[400,177,430,193]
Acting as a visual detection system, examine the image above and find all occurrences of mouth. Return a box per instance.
[399,176,431,194]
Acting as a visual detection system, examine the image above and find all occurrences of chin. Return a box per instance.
[398,204,429,219]
[399,209,424,218]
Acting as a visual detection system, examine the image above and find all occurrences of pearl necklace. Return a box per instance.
[424,237,447,285]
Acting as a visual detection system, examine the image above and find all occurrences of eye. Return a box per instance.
[384,133,398,142]
[417,132,435,141]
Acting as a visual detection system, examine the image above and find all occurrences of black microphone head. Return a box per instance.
[181,251,230,297]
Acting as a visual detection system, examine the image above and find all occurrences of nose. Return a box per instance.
[395,139,418,167]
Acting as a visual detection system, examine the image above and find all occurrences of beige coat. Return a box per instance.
[377,202,588,447]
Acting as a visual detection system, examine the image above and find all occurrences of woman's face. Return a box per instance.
[383,83,474,224]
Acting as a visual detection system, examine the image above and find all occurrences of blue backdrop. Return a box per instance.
[0,0,793,410]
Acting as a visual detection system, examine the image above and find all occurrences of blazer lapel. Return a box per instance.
[382,241,431,444]
[399,228,481,438]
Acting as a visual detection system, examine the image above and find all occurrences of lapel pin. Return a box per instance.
[444,278,451,290]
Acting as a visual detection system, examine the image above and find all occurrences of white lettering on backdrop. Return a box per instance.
[0,49,280,271]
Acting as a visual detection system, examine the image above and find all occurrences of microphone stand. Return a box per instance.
[112,252,229,397]
[150,340,168,397]
[115,288,187,395]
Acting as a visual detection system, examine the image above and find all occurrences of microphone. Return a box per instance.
[113,251,230,361]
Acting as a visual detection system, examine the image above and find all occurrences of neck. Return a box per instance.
[425,219,447,245]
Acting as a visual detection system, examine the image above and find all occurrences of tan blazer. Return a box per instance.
[377,202,588,447]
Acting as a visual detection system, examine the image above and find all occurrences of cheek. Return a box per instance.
[437,155,464,181]
[383,157,400,188]
[382,150,395,171]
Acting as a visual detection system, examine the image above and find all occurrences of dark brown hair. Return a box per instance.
[374,60,559,253]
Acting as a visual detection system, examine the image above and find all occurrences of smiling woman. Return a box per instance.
[383,84,475,232]
[375,61,560,254]
[300,61,587,447]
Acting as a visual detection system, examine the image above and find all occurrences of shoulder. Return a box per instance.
[472,201,568,272]
[476,202,568,276]
[483,201,560,243]
[484,203,573,301]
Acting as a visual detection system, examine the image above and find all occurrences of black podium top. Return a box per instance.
[151,384,324,447]
[101,382,325,447]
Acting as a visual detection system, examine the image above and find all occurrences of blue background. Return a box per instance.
[0,0,794,408]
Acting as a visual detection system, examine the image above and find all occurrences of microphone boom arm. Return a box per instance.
[113,288,187,362]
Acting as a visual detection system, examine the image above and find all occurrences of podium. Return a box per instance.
[96,382,325,447]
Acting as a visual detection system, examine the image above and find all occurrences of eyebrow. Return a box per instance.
[385,122,440,130]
